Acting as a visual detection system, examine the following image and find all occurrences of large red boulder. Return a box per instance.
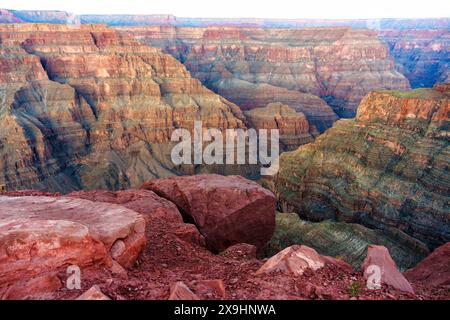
[141,174,276,252]
[404,242,450,288]
[0,195,146,299]
[362,245,414,293]
[67,189,183,224]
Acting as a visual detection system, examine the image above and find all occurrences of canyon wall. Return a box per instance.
[380,29,450,88]
[0,24,250,192]
[273,84,450,250]
[119,26,409,124]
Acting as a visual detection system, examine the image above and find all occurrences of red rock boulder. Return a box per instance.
[67,189,183,224]
[362,245,414,293]
[404,242,450,288]
[142,174,276,252]
[0,195,146,299]
[256,245,325,276]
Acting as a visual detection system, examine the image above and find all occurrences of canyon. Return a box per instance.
[272,84,450,251]
[0,10,448,301]
[121,25,409,123]
[0,23,252,192]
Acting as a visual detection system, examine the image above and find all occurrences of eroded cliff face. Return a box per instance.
[380,29,450,88]
[0,24,247,192]
[119,26,409,124]
[273,84,450,250]
[244,102,317,151]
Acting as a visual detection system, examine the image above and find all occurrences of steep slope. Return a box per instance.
[0,24,246,192]
[119,26,409,123]
[380,29,450,88]
[273,84,450,250]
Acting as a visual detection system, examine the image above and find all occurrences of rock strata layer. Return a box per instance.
[274,85,450,250]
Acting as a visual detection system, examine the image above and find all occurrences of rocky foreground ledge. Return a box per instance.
[0,174,448,300]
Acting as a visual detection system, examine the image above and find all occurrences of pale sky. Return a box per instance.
[0,0,449,19]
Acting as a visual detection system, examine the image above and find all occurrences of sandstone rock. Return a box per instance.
[168,281,199,300]
[404,242,450,288]
[0,24,246,192]
[362,245,414,293]
[67,189,183,224]
[221,243,257,260]
[0,195,146,298]
[76,285,111,300]
[256,245,325,276]
[274,86,450,249]
[0,217,109,299]
[2,273,61,300]
[245,102,315,151]
[124,26,409,119]
[321,256,353,273]
[170,223,206,247]
[142,174,276,252]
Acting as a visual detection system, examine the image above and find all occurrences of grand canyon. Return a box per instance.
[0,5,448,303]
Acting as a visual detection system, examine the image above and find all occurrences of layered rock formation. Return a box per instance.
[120,26,409,122]
[0,24,248,192]
[380,29,450,88]
[263,212,430,270]
[245,103,317,151]
[274,84,450,250]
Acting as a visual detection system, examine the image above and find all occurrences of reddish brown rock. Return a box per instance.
[221,243,257,260]
[0,24,247,192]
[123,26,409,120]
[0,195,146,299]
[2,273,62,300]
[0,218,109,299]
[362,245,414,293]
[67,189,183,224]
[76,285,111,300]
[321,256,353,273]
[404,242,450,288]
[191,279,226,299]
[170,223,206,247]
[168,282,199,300]
[256,245,325,276]
[245,102,316,151]
[142,174,276,252]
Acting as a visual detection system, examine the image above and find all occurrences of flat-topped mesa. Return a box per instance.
[0,24,246,191]
[245,103,316,151]
[274,85,449,250]
[119,25,409,124]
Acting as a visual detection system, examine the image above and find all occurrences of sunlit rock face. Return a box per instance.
[273,84,450,250]
[120,26,409,123]
[380,29,450,89]
[0,24,247,192]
